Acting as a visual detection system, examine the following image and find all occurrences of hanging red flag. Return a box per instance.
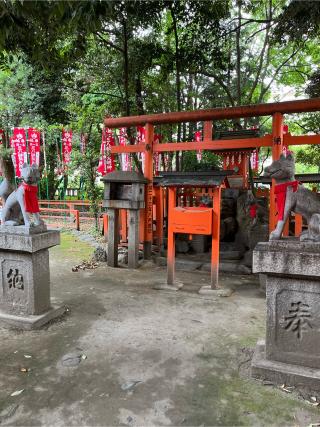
[0,129,4,145]
[97,127,115,175]
[250,149,259,172]
[28,128,41,166]
[119,127,131,171]
[195,130,202,162]
[137,126,145,142]
[62,129,73,164]
[12,128,27,178]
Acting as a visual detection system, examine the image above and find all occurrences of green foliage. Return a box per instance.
[181,151,221,172]
[0,0,319,195]
[274,1,320,43]
[296,145,320,171]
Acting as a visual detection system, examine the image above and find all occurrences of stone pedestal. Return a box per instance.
[252,239,320,390]
[106,208,141,269]
[0,227,64,329]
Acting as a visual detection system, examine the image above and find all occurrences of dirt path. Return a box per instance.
[0,232,319,426]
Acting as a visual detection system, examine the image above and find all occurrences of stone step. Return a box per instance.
[201,262,251,275]
[153,256,252,275]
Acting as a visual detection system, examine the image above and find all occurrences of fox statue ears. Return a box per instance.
[279,152,294,161]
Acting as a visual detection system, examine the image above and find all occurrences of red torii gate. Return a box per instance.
[104,98,320,258]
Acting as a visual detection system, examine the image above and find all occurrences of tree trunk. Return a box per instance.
[135,75,145,115]
[123,19,131,116]
[236,0,242,106]
[171,4,182,171]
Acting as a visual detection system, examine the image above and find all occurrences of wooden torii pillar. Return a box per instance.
[269,112,283,233]
[143,123,154,259]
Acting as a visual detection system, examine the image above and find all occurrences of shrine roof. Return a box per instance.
[101,171,147,184]
[154,170,231,187]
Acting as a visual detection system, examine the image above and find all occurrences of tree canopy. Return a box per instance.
[0,0,319,195]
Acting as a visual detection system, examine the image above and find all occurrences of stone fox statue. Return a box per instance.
[0,154,16,203]
[1,162,44,227]
[264,152,320,241]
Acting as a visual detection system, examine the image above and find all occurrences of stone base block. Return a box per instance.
[0,305,65,330]
[153,281,184,291]
[198,285,233,297]
[251,340,320,391]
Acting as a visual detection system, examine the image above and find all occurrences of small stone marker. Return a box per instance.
[0,225,64,329]
[251,240,320,390]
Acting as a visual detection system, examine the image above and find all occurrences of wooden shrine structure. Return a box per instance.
[104,98,320,281]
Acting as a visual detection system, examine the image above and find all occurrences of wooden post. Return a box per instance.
[270,112,284,233]
[242,153,249,189]
[203,121,212,141]
[73,209,80,231]
[107,208,119,267]
[283,217,290,237]
[211,186,221,289]
[120,209,127,242]
[103,213,108,238]
[167,187,176,285]
[143,123,154,259]
[154,186,164,250]
[128,209,140,268]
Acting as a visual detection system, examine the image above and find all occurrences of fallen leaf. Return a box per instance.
[10,389,24,397]
[280,384,294,393]
[121,381,142,391]
[19,367,30,373]
[72,259,99,272]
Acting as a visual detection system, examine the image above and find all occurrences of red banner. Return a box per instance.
[97,127,115,175]
[119,127,131,171]
[12,128,27,177]
[195,130,202,162]
[28,128,40,166]
[250,149,259,172]
[0,129,4,145]
[62,129,72,164]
